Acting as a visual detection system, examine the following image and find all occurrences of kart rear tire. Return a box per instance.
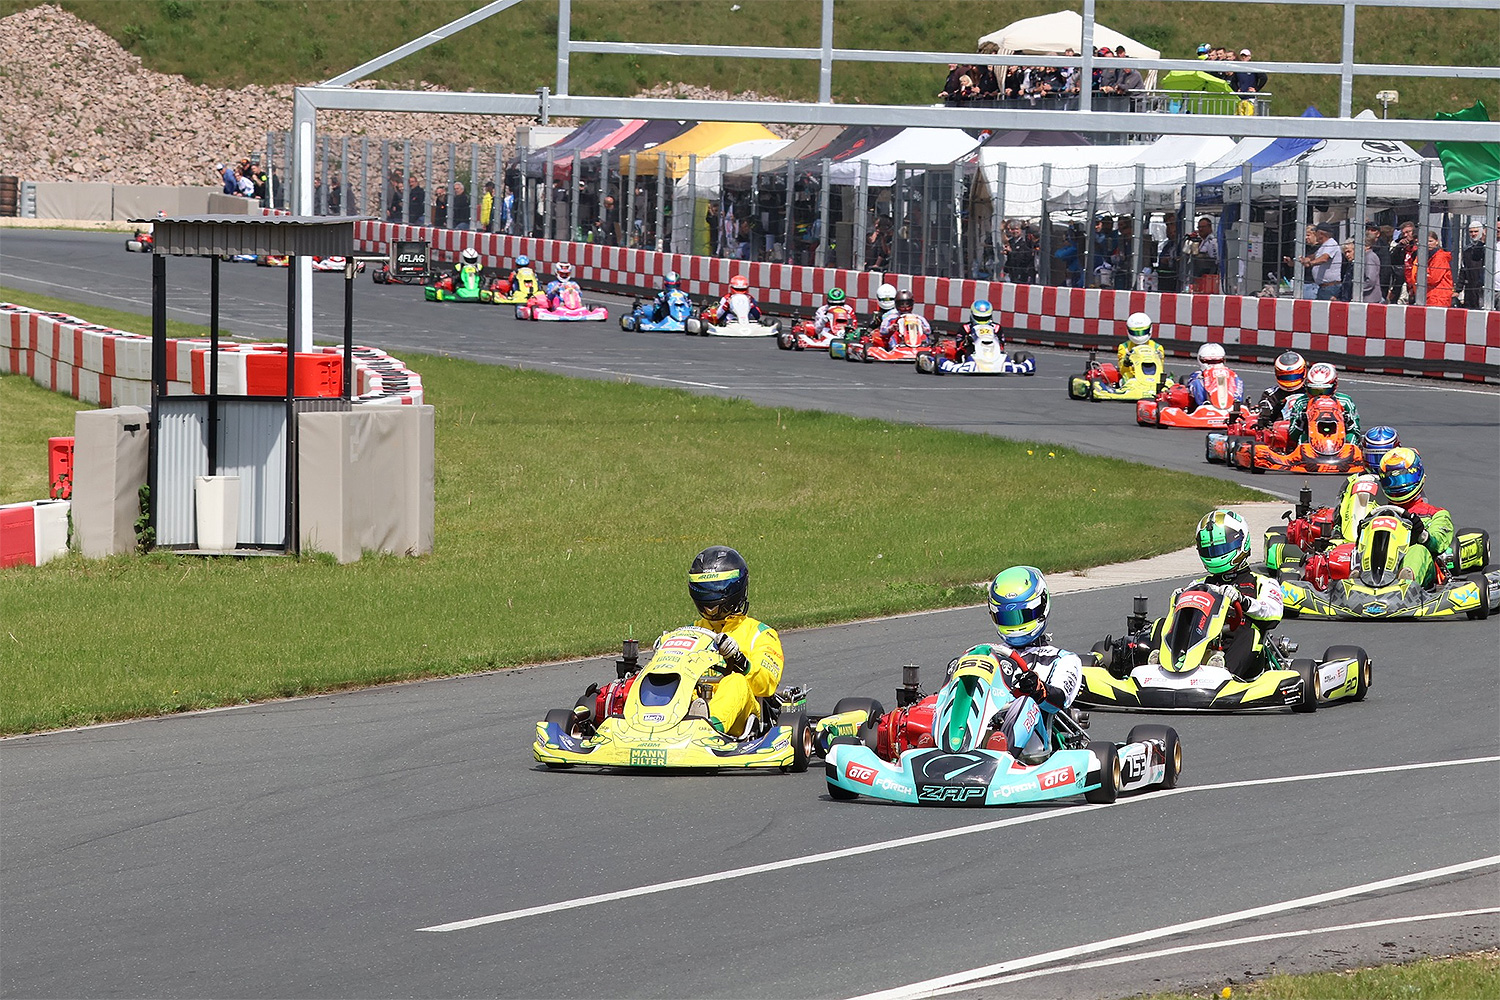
[1205,434,1218,464]
[1013,350,1036,375]
[1126,724,1181,789]
[1322,645,1371,701]
[830,697,885,752]
[1456,528,1491,571]
[826,736,861,800]
[1291,659,1320,713]
[1263,527,1287,572]
[782,711,812,773]
[542,708,581,769]
[1466,575,1491,620]
[1085,741,1120,804]
[1090,639,1115,673]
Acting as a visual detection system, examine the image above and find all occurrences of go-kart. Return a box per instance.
[916,325,1036,375]
[533,628,814,771]
[1080,588,1369,712]
[621,289,695,332]
[371,262,429,285]
[1206,395,1364,474]
[1265,489,1497,621]
[258,255,363,272]
[818,651,1180,806]
[478,268,540,305]
[516,283,608,322]
[1068,344,1173,401]
[1136,365,1251,429]
[846,315,930,363]
[779,304,858,351]
[125,229,154,253]
[424,266,486,302]
[686,293,780,337]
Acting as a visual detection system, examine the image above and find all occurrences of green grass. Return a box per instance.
[0,286,1262,735]
[1132,949,1500,999]
[2,0,1493,124]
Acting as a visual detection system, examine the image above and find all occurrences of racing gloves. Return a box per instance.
[711,632,750,673]
[1015,668,1047,703]
[1403,512,1430,546]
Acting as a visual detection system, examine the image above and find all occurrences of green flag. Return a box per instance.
[1434,100,1500,191]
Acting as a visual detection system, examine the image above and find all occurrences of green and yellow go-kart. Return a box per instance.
[424,264,485,302]
[1081,586,1370,712]
[1067,343,1174,402]
[533,626,813,771]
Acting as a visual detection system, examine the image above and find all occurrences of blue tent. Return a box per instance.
[1193,107,1326,202]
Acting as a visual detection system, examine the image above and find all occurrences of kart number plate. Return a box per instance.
[629,748,669,767]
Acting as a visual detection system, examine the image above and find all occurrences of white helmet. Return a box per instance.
[1126,312,1153,345]
[1198,342,1225,370]
[460,248,479,266]
[877,282,897,311]
[555,262,573,280]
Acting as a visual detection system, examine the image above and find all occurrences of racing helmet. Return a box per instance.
[1126,312,1153,345]
[664,270,680,290]
[1195,509,1252,576]
[555,262,573,280]
[1361,426,1400,470]
[987,566,1050,648]
[877,283,897,311]
[1379,448,1425,505]
[515,255,531,268]
[460,248,479,266]
[729,274,750,294]
[688,546,749,622]
[1273,351,1307,391]
[895,290,915,314]
[826,287,846,306]
[1197,342,1226,371]
[1304,362,1337,396]
[970,299,994,324]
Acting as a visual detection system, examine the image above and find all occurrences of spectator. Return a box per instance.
[939,63,967,99]
[1004,220,1038,284]
[1059,48,1081,97]
[1455,223,1487,309]
[386,171,404,223]
[1364,222,1389,299]
[1093,46,1115,92]
[1091,214,1117,280]
[602,194,621,245]
[1409,232,1453,307]
[1232,48,1268,94]
[1186,216,1220,293]
[327,172,342,215]
[408,175,426,226]
[1156,215,1181,292]
[1387,221,1417,302]
[867,215,893,271]
[235,164,255,198]
[1003,64,1024,99]
[218,162,236,195]
[452,181,470,229]
[433,183,449,228]
[705,200,722,255]
[1196,43,1212,60]
[1298,222,1342,300]
[1347,237,1381,302]
[1114,215,1135,289]
[1104,58,1143,98]
[1055,224,1086,287]
[480,180,496,230]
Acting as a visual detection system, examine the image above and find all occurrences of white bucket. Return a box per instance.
[194,475,240,553]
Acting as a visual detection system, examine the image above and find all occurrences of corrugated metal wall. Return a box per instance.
[155,399,288,548]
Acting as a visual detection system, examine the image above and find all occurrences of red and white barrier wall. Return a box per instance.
[0,499,69,568]
[356,221,1500,383]
[1,302,425,408]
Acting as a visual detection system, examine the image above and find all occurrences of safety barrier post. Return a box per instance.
[1238,163,1253,295]
[688,153,698,253]
[655,154,666,252]
[401,143,411,224]
[627,151,637,247]
[1086,164,1098,286]
[424,140,435,225]
[784,158,795,264]
[1416,159,1432,302]
[1486,182,1499,308]
[854,159,868,271]
[1039,163,1052,286]
[750,155,761,262]
[571,150,582,240]
[992,162,1005,282]
[545,147,555,240]
[819,158,831,268]
[1353,160,1369,302]
[951,161,964,278]
[1132,163,1145,291]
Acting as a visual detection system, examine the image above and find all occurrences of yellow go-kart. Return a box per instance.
[1068,343,1173,401]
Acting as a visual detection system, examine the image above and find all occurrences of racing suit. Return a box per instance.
[1386,495,1454,589]
[687,612,785,738]
[1254,385,1303,429]
[876,311,932,350]
[502,265,536,297]
[1185,363,1245,409]
[1117,339,1167,382]
[956,320,1004,360]
[544,278,580,307]
[651,288,692,322]
[1284,391,1360,446]
[813,302,857,338]
[714,293,762,325]
[961,640,1082,761]
[454,262,483,292]
[1171,569,1283,678]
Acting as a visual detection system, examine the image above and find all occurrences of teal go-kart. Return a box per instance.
[818,651,1180,806]
[620,290,695,332]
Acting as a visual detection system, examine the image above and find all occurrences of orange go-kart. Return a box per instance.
[1209,394,1365,474]
[1136,365,1251,429]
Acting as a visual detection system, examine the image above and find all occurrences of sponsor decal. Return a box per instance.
[1037,766,1076,790]
[845,762,878,786]
[992,780,1041,799]
[1175,590,1216,615]
[918,785,987,803]
[917,752,995,783]
[874,776,912,795]
[659,634,700,652]
[1361,601,1388,615]
[642,712,665,723]
[629,748,668,766]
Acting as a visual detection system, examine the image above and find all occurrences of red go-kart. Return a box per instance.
[1208,394,1365,474]
[1137,365,1251,429]
[778,304,858,351]
[847,315,930,363]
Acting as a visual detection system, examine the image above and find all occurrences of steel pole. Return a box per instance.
[1354,160,1369,302]
[1040,164,1052,285]
[1417,159,1432,301]
[1133,164,1145,291]
[1239,163,1252,295]
[818,0,833,104]
[556,0,571,95]
[854,159,868,271]
[819,158,831,267]
[627,152,637,246]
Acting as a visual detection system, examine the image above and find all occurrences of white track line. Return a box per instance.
[416,754,1499,933]
[900,905,1500,999]
[853,858,1500,1000]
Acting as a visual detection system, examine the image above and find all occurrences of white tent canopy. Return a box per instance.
[669,138,791,252]
[827,127,985,186]
[978,11,1161,87]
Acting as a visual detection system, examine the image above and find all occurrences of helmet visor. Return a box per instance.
[689,569,743,618]
[992,599,1045,627]
[1198,535,1243,561]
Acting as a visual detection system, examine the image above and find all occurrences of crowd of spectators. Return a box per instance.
[1196,43,1270,95]
[939,41,1148,105]
[216,157,271,201]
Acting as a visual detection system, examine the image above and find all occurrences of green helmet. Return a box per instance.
[826,287,846,305]
[1195,509,1251,576]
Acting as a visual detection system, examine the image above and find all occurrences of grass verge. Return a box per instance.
[0,289,1261,736]
[1133,949,1500,999]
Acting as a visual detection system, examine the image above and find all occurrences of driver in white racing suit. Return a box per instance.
[543,261,580,307]
[713,274,762,325]
[813,286,857,338]
[876,289,932,350]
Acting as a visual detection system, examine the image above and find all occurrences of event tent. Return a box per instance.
[624,122,780,178]
[978,11,1161,87]
[522,119,626,178]
[670,138,792,251]
[826,127,984,185]
[722,124,844,184]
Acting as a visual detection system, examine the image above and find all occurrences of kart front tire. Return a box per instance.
[1085,741,1120,804]
[1466,575,1491,620]
[1322,645,1371,701]
[1126,724,1181,789]
[826,736,862,800]
[1291,659,1320,712]
[782,711,812,773]
[830,697,885,752]
[541,708,580,769]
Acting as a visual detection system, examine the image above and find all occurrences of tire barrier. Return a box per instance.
[355,220,1500,383]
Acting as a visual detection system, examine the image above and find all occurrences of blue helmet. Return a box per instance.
[970,299,994,323]
[987,566,1050,648]
[1361,426,1399,470]
[515,255,531,268]
[1379,448,1424,505]
[664,270,680,290]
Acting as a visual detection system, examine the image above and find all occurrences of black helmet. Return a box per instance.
[688,546,749,621]
[895,289,915,314]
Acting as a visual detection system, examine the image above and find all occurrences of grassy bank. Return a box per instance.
[8,0,1494,123]
[1135,949,1500,999]
[0,287,1261,735]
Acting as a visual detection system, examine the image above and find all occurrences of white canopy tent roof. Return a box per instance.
[826,127,984,186]
[978,11,1161,87]
[669,138,791,252]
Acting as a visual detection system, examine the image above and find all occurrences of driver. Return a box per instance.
[1378,448,1453,589]
[813,287,857,338]
[503,254,535,295]
[875,282,899,326]
[1285,362,1360,446]
[713,274,762,325]
[955,299,1001,360]
[1180,509,1283,679]
[650,270,690,322]
[1184,342,1244,409]
[1255,351,1307,428]
[1118,312,1167,382]
[956,567,1082,762]
[682,546,785,739]
[454,247,482,288]
[543,262,578,306]
[876,289,932,350]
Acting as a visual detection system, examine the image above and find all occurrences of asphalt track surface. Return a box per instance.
[2,231,1498,1000]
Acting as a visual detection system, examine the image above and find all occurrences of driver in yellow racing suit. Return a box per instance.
[1117,312,1168,382]
[1378,448,1454,589]
[681,546,785,738]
